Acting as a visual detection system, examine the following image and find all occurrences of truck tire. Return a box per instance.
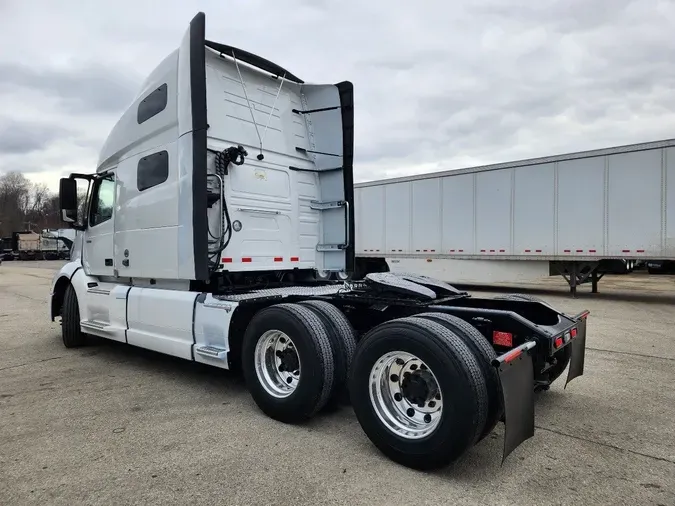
[415,312,501,442]
[496,293,548,305]
[62,284,87,348]
[299,300,357,407]
[349,316,488,470]
[241,303,336,423]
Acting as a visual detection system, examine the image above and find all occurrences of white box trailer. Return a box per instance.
[353,138,675,294]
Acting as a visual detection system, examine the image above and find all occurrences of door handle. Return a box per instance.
[85,240,92,244]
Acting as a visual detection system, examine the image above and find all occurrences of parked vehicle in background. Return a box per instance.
[352,138,675,295]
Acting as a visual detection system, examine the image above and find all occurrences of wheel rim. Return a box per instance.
[254,330,301,398]
[316,269,330,279]
[369,351,443,439]
[335,271,350,280]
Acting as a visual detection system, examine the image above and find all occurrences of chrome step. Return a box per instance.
[195,345,228,360]
[80,320,110,331]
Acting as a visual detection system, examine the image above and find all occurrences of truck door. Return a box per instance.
[82,172,115,277]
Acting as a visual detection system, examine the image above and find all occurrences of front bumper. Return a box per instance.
[494,309,589,462]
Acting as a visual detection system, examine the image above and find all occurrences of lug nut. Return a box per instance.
[428,401,436,408]
[395,358,405,365]
[286,377,293,384]
[390,374,399,382]
[394,393,402,402]
[410,364,418,371]
[403,372,410,378]
[406,408,415,417]
[279,337,286,343]
[424,414,432,423]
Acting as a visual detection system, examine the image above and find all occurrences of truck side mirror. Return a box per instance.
[59,178,78,224]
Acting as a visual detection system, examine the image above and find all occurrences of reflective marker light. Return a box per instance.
[554,336,564,348]
[570,328,578,338]
[493,331,513,347]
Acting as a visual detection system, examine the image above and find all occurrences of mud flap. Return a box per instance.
[565,311,589,388]
[492,341,537,464]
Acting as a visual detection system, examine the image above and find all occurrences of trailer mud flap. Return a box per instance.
[492,341,537,463]
[565,311,589,388]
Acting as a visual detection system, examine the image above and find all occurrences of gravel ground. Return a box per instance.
[0,261,674,506]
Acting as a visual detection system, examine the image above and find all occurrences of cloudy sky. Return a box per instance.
[1,0,675,191]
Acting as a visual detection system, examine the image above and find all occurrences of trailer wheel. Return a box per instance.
[242,303,335,423]
[62,284,87,348]
[349,316,488,470]
[415,312,501,442]
[299,300,357,407]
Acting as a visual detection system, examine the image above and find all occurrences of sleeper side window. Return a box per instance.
[137,150,169,191]
[137,83,168,124]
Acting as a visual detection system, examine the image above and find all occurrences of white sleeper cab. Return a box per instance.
[50,12,590,471]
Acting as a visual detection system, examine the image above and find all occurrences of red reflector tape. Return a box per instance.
[493,331,513,347]
[525,249,531,252]
[242,257,252,263]
[273,257,283,262]
[589,249,596,253]
[570,328,577,338]
[555,337,564,348]
[503,348,522,363]
[535,249,542,253]
[564,249,571,253]
[222,258,233,263]
[637,249,645,253]
[290,256,299,262]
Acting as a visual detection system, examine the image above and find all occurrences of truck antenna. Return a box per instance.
[231,50,286,161]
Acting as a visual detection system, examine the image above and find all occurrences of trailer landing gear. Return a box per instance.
[550,261,601,297]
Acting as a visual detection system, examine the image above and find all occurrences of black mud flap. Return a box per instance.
[492,341,537,464]
[565,310,589,388]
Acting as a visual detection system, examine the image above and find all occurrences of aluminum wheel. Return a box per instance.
[369,351,443,439]
[254,330,301,398]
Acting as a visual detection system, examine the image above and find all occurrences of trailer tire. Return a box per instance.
[415,312,501,441]
[349,316,488,470]
[242,303,335,423]
[62,284,86,348]
[299,300,357,407]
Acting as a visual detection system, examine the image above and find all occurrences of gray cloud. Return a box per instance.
[0,0,674,186]
[0,120,69,154]
[0,63,140,114]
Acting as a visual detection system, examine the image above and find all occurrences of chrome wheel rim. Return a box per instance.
[335,271,350,280]
[369,351,443,439]
[254,330,301,398]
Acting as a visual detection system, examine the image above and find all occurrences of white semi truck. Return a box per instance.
[352,138,675,295]
[50,12,589,471]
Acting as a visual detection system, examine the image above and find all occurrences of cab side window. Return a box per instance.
[89,175,115,227]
